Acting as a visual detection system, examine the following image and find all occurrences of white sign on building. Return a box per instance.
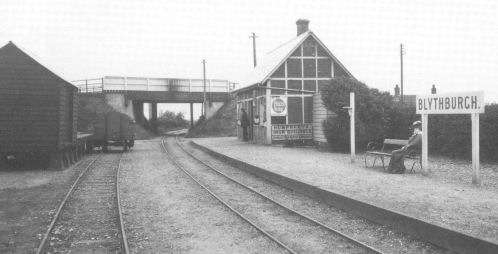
[271,96,287,116]
[416,91,484,114]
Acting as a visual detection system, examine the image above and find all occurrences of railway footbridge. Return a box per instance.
[74,76,235,132]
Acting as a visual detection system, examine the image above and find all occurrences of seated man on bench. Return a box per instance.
[387,121,422,174]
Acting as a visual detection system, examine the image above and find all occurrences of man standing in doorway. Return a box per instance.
[240,108,250,141]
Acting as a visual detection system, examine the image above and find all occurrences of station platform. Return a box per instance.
[192,137,498,244]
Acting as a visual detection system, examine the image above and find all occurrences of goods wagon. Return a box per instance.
[0,41,78,169]
[93,111,135,152]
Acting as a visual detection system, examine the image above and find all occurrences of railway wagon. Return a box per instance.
[0,41,78,169]
[93,111,135,152]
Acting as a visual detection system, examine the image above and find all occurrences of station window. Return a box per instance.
[271,80,285,95]
[334,63,349,77]
[288,97,303,124]
[317,58,332,78]
[303,59,316,78]
[272,64,285,78]
[304,97,313,123]
[303,38,316,57]
[317,44,328,57]
[291,47,301,57]
[318,80,330,92]
[304,80,316,92]
[287,59,302,78]
[288,80,301,95]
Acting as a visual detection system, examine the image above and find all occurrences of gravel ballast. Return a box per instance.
[0,155,99,253]
[192,137,498,243]
[171,138,376,253]
[119,139,286,254]
[182,140,446,253]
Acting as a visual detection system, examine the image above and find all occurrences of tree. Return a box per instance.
[157,110,189,129]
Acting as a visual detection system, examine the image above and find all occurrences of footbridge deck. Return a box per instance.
[73,76,235,132]
[73,76,235,102]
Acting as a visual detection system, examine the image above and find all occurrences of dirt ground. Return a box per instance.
[0,155,97,253]
[193,137,498,244]
[119,139,286,254]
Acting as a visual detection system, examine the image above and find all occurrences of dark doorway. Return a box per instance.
[248,100,254,140]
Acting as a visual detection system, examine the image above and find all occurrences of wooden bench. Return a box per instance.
[364,139,421,172]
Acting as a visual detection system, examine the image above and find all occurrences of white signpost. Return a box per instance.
[344,92,355,162]
[416,91,485,184]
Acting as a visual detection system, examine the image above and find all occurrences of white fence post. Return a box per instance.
[421,113,429,175]
[472,113,480,185]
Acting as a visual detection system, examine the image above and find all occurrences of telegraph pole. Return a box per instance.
[202,59,207,117]
[400,44,405,104]
[249,32,258,67]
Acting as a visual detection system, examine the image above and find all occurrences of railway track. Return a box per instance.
[36,151,130,254]
[162,135,385,254]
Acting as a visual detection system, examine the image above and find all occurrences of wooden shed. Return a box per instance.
[0,41,78,169]
[234,19,354,145]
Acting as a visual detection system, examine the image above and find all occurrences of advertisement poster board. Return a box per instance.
[271,96,287,116]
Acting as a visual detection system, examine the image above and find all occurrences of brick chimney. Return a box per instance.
[296,19,310,36]
[394,84,400,96]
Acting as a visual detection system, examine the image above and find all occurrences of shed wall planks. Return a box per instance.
[0,42,78,152]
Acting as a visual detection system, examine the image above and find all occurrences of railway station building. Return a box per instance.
[234,19,354,145]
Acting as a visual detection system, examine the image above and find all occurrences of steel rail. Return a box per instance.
[36,152,130,254]
[116,152,131,254]
[160,137,298,254]
[36,153,102,254]
[175,135,385,254]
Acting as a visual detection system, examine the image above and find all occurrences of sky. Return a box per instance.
[2,0,498,117]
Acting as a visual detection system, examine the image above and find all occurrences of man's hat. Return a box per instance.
[412,120,422,127]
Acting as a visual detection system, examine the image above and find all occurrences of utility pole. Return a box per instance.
[249,32,258,67]
[202,59,207,117]
[400,44,405,104]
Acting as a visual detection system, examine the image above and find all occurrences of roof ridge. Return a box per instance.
[267,30,311,55]
[2,41,75,87]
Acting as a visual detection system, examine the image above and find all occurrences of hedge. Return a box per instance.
[321,77,498,161]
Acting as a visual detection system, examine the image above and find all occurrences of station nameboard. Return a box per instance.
[271,96,287,116]
[416,91,484,114]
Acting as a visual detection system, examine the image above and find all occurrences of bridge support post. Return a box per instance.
[149,102,158,133]
[190,102,194,129]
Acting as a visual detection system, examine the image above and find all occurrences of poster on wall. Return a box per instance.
[271,96,287,116]
[271,124,313,140]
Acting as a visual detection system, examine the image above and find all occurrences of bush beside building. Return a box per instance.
[322,78,498,161]
[321,77,393,152]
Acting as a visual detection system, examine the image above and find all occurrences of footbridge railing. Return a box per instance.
[73,76,235,94]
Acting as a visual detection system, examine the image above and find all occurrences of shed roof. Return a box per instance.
[0,41,75,88]
[235,30,354,92]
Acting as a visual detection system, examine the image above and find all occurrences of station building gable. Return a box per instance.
[234,20,354,145]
